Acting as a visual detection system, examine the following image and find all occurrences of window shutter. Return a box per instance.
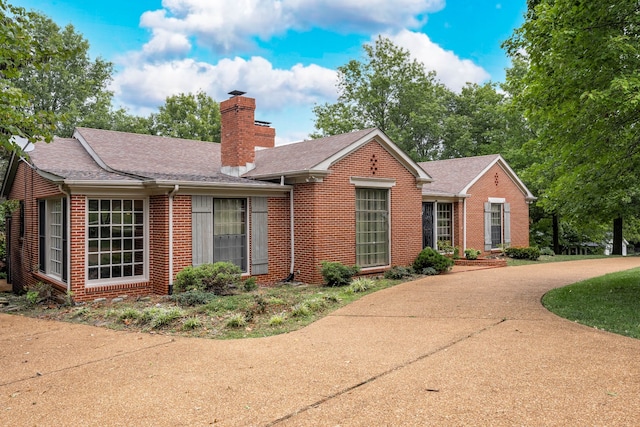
[192,196,213,266]
[504,203,511,246]
[62,198,68,282]
[484,202,492,251]
[251,197,269,275]
[38,200,46,272]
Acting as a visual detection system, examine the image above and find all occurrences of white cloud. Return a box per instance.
[111,56,338,115]
[139,0,445,56]
[386,30,491,91]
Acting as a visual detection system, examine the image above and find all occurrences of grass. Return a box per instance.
[2,277,405,340]
[543,268,640,339]
[507,254,610,266]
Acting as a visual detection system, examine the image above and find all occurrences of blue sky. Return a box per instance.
[16,0,526,144]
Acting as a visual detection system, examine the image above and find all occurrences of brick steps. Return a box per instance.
[453,258,507,268]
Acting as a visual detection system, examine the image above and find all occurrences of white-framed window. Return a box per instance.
[437,203,453,245]
[484,200,511,250]
[355,188,389,268]
[39,198,66,282]
[87,199,146,282]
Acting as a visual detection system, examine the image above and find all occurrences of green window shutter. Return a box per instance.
[251,197,268,275]
[504,203,511,246]
[192,196,213,266]
[484,202,492,251]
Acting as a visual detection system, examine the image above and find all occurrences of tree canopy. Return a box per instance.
[0,1,56,150]
[151,91,221,142]
[503,0,640,224]
[9,10,114,138]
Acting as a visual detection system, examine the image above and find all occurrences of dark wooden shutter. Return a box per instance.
[484,202,492,251]
[192,196,213,266]
[251,197,269,275]
[62,198,68,282]
[38,200,46,272]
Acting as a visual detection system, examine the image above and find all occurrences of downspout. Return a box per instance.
[280,175,295,282]
[463,198,467,250]
[168,185,179,294]
[57,184,71,293]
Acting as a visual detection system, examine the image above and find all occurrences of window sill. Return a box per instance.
[33,272,68,292]
[85,277,148,289]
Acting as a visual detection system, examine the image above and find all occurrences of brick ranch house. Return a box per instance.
[1,92,533,301]
[419,155,536,253]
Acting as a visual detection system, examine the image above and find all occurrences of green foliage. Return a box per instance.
[383,266,413,280]
[437,240,454,253]
[169,289,216,306]
[24,281,53,305]
[452,247,460,260]
[182,317,201,330]
[9,12,115,137]
[504,246,541,261]
[242,277,258,292]
[0,3,57,150]
[174,262,242,294]
[413,247,454,274]
[540,247,555,256]
[348,277,375,293]
[150,91,221,142]
[421,267,438,276]
[291,303,311,317]
[464,249,481,260]
[226,313,247,328]
[503,0,640,225]
[311,36,451,160]
[268,313,286,326]
[320,261,360,287]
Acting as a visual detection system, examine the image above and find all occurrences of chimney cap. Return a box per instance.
[228,90,246,97]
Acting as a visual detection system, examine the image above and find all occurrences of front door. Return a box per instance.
[422,202,434,249]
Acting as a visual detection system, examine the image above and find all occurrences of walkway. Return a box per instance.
[1,258,639,426]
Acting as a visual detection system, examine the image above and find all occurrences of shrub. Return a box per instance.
[226,313,247,328]
[182,317,201,330]
[174,262,242,294]
[291,303,311,317]
[24,282,54,305]
[464,248,481,260]
[504,246,541,261]
[268,313,286,326]
[349,277,375,293]
[421,267,438,276]
[320,261,360,287]
[170,289,215,306]
[305,297,327,312]
[384,265,413,280]
[413,247,454,274]
[540,247,555,256]
[242,277,258,292]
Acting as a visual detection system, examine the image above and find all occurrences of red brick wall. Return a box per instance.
[261,196,291,284]
[293,139,423,284]
[464,163,530,253]
[171,195,192,283]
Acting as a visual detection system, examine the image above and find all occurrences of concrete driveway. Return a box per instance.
[1,258,640,426]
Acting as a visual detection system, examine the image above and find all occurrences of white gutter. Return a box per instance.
[168,185,179,293]
[463,198,467,250]
[281,176,295,277]
[57,185,71,293]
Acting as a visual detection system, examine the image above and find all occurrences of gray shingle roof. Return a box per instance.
[74,127,224,180]
[419,154,501,196]
[30,137,139,182]
[246,128,378,178]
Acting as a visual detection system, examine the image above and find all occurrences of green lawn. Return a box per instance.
[542,268,640,339]
[507,254,610,266]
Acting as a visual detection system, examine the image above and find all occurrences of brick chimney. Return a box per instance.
[220,91,275,176]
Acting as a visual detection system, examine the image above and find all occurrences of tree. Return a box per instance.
[440,82,509,159]
[151,91,221,142]
[0,1,56,151]
[312,36,451,161]
[10,11,114,138]
[504,0,640,254]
